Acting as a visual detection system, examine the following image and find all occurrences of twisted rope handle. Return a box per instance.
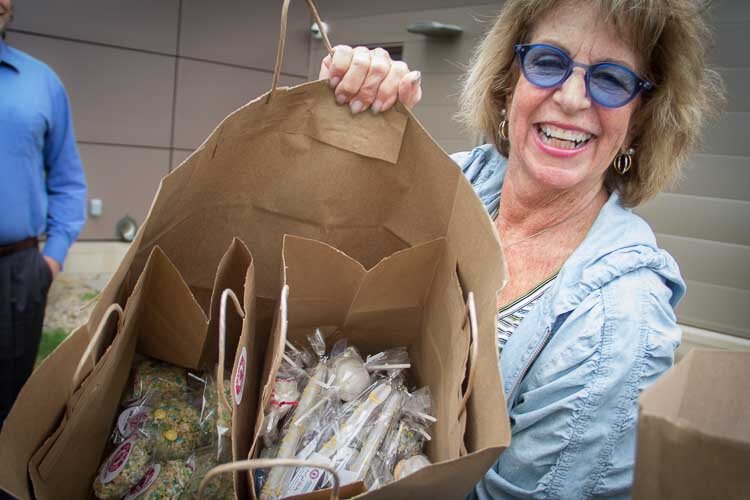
[268,0,334,103]
[67,303,124,419]
[197,458,341,500]
[459,292,479,418]
[218,288,246,413]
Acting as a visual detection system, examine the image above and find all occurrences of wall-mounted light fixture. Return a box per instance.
[116,215,138,243]
[406,21,463,38]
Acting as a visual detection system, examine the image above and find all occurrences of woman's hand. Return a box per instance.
[319,45,422,114]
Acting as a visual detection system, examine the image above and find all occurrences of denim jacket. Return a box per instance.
[454,145,685,499]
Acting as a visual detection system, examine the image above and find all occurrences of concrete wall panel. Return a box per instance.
[670,154,750,202]
[10,0,179,54]
[179,0,310,75]
[80,144,169,240]
[636,193,750,246]
[9,33,175,147]
[173,58,305,150]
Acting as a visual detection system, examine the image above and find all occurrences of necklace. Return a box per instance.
[493,193,599,249]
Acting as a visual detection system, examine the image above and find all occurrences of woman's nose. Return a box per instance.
[553,67,591,113]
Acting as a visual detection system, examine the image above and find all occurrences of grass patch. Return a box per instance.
[36,328,69,365]
[79,290,100,302]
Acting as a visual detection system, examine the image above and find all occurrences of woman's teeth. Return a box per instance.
[537,124,593,149]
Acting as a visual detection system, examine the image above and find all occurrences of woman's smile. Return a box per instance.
[533,122,596,158]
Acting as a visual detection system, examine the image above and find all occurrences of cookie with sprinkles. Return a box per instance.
[93,436,151,499]
[123,460,193,500]
[125,359,189,404]
[143,397,209,460]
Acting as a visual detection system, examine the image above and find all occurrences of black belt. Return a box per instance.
[0,237,39,257]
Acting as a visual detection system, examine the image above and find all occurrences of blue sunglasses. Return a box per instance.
[514,43,653,108]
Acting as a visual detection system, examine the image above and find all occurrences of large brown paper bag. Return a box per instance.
[0,241,255,500]
[247,235,508,499]
[95,0,504,476]
[632,349,750,499]
[2,0,509,495]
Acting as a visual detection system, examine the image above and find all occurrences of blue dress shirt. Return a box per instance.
[0,37,86,265]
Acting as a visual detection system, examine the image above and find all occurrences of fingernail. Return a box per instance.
[329,76,340,88]
[371,100,383,113]
[350,100,364,114]
[411,71,422,85]
[336,93,347,105]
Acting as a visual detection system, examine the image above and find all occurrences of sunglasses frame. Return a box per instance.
[514,43,653,108]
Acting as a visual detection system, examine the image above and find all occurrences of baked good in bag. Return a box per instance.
[123,460,194,500]
[143,397,208,459]
[93,436,151,499]
[202,373,233,438]
[186,448,235,499]
[124,359,189,404]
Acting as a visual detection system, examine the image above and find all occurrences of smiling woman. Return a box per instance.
[322,0,723,497]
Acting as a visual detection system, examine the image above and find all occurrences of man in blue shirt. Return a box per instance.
[0,0,87,430]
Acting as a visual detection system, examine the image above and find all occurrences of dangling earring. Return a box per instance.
[498,110,509,142]
[614,148,635,175]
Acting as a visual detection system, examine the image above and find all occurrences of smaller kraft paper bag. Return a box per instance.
[0,240,257,500]
[246,235,509,500]
[632,348,750,500]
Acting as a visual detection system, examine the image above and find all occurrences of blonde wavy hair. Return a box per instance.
[457,0,724,207]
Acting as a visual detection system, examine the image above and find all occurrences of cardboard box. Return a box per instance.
[633,349,750,499]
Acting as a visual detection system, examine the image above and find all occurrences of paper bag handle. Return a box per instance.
[459,292,479,419]
[68,303,124,418]
[218,288,245,413]
[197,458,341,500]
[267,0,334,103]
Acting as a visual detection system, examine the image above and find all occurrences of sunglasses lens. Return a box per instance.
[522,45,569,87]
[589,64,637,107]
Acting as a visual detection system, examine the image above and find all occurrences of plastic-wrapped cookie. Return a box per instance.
[115,401,152,441]
[185,449,235,499]
[143,397,208,460]
[123,460,193,500]
[125,359,188,404]
[394,454,431,481]
[93,436,151,499]
[201,374,233,452]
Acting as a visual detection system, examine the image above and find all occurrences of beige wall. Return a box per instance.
[7,0,310,240]
[633,0,750,339]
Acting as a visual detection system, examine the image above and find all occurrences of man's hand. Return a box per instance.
[43,255,60,280]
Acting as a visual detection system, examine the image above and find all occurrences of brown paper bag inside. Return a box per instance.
[26,246,207,500]
[249,235,507,499]
[0,240,256,500]
[632,349,750,499]
[202,238,259,500]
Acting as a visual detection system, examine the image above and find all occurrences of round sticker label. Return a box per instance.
[123,463,160,500]
[117,405,150,438]
[234,346,247,405]
[100,439,133,484]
